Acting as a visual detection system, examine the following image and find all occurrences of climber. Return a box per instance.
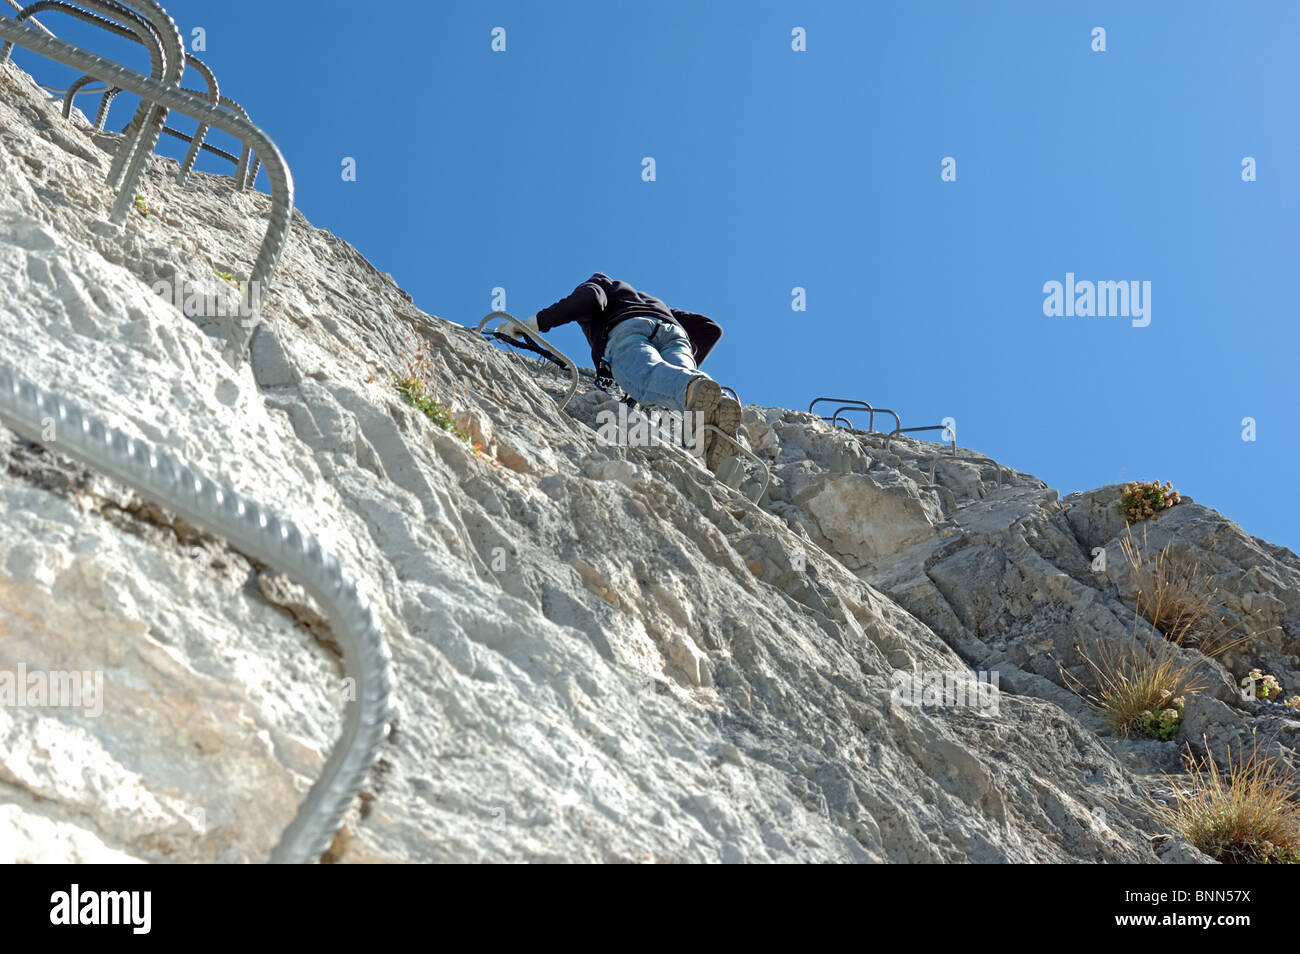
[510,273,740,469]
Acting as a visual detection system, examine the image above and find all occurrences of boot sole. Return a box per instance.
[685,378,721,460]
[715,397,742,437]
[706,397,743,470]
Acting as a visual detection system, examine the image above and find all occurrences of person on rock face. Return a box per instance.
[512,273,741,469]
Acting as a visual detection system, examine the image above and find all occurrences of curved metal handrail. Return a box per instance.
[213,94,251,190]
[4,0,51,33]
[39,78,105,91]
[5,1,184,217]
[3,0,166,119]
[811,395,1004,484]
[3,1,174,209]
[815,394,960,452]
[0,15,296,367]
[246,150,261,190]
[118,92,252,184]
[829,403,872,428]
[59,72,99,115]
[927,451,1008,487]
[65,70,224,186]
[7,1,157,64]
[4,2,386,862]
[475,312,579,411]
[881,423,955,453]
[92,81,119,127]
[831,405,870,430]
[2,0,115,63]
[0,364,393,863]
[831,403,902,433]
[14,1,251,189]
[892,424,951,438]
[99,1,180,222]
[50,0,171,152]
[809,396,871,418]
[817,397,953,448]
[173,52,216,184]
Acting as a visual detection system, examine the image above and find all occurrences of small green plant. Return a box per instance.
[394,373,467,438]
[1063,639,1203,740]
[1139,702,1185,741]
[1118,479,1182,523]
[1242,668,1281,701]
[1261,844,1300,864]
[213,269,243,292]
[133,193,149,218]
[393,327,502,465]
[1148,740,1300,863]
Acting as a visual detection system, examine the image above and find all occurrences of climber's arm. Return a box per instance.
[536,274,608,333]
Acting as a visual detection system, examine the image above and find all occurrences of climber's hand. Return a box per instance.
[502,314,539,340]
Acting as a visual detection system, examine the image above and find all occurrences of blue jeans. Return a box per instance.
[605,317,705,412]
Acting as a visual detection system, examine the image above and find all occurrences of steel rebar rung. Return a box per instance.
[0,363,393,863]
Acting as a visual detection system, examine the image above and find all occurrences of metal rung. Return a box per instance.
[929,452,1008,487]
[703,424,770,503]
[0,11,291,368]
[475,312,579,411]
[158,123,239,163]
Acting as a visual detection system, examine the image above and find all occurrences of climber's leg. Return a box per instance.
[606,318,706,412]
[650,320,698,372]
[648,318,741,466]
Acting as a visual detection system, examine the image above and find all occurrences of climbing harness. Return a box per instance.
[483,327,569,371]
[1,2,390,862]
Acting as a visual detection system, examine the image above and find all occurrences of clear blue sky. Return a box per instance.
[15,1,1299,551]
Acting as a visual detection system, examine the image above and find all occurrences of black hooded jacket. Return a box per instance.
[535,273,722,370]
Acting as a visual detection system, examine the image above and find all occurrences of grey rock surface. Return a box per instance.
[1,59,1294,863]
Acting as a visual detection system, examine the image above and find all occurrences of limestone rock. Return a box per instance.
[1,58,1295,864]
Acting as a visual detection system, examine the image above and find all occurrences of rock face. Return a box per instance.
[0,59,1293,864]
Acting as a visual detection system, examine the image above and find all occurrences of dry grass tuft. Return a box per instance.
[1148,740,1300,864]
[1064,641,1204,740]
[1120,529,1273,660]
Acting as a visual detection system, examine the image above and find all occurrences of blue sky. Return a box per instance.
[15,1,1300,550]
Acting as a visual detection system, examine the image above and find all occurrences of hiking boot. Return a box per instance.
[715,395,741,438]
[685,376,724,465]
[704,394,742,470]
[684,376,721,425]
